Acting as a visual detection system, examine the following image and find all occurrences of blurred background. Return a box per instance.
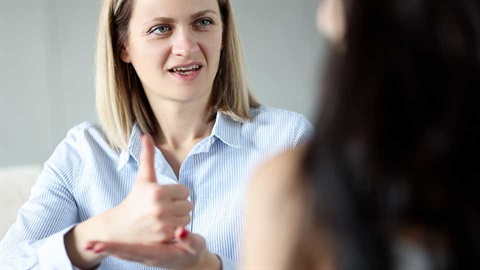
[0,0,325,168]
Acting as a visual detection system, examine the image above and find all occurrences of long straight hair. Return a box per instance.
[301,0,480,269]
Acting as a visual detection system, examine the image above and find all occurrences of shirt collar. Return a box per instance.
[117,123,142,171]
[117,112,242,171]
[211,111,242,148]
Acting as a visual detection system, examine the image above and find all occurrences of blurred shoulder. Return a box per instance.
[245,144,310,268]
[249,144,310,199]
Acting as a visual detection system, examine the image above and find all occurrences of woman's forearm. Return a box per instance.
[64,212,111,269]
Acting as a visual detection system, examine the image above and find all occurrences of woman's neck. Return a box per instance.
[150,100,215,150]
[148,99,215,178]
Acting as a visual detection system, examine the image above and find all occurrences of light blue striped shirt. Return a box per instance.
[1,106,313,269]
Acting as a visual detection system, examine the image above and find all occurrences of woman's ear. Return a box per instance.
[120,46,131,63]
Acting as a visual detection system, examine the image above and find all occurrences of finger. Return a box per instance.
[138,134,157,183]
[171,200,194,216]
[86,241,189,266]
[92,242,107,253]
[175,227,206,255]
[173,215,191,227]
[153,215,191,235]
[163,184,191,200]
[100,242,132,254]
[84,241,95,251]
[90,241,144,259]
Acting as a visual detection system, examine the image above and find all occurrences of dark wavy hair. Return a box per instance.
[303,0,480,269]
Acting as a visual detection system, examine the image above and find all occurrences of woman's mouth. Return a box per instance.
[168,64,203,81]
[168,64,202,75]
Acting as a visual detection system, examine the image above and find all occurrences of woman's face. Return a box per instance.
[123,0,223,105]
[317,0,345,44]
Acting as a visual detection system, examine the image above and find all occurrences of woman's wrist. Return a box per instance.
[64,215,110,269]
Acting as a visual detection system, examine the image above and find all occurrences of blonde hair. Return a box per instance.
[95,0,259,151]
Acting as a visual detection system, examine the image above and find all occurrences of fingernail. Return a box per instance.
[179,228,188,239]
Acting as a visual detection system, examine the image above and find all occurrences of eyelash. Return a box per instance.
[148,25,171,35]
[195,18,214,27]
[147,18,215,35]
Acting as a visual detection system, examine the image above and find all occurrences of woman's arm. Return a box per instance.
[0,125,86,269]
[64,134,193,269]
[0,128,193,269]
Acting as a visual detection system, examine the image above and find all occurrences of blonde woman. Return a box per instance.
[0,0,312,269]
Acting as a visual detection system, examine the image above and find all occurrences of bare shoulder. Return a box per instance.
[252,144,309,191]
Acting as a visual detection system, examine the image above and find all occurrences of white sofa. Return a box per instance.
[0,165,43,239]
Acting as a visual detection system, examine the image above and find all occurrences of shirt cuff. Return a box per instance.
[36,224,78,269]
[218,254,237,270]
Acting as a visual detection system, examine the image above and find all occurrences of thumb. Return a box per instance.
[137,134,157,183]
[175,227,206,255]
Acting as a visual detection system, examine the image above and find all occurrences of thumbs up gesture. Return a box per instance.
[104,134,193,244]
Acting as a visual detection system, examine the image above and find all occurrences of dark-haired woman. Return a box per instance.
[244,0,480,269]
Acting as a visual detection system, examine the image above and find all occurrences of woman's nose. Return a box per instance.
[171,28,200,57]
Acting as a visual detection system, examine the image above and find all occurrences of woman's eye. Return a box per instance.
[150,25,171,35]
[196,18,213,27]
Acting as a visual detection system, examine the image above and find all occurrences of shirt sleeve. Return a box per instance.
[0,125,85,269]
[292,113,315,147]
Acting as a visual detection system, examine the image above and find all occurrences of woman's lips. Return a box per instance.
[168,66,203,81]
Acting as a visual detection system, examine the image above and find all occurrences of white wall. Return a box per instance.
[0,0,324,167]
[1,0,100,167]
[233,0,323,117]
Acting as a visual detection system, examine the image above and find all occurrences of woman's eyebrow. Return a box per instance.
[190,9,218,19]
[143,10,218,26]
[143,17,174,26]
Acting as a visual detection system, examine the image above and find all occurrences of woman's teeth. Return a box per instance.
[170,65,201,74]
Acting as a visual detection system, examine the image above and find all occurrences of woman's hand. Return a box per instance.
[102,134,193,244]
[85,227,221,270]
[65,134,193,269]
